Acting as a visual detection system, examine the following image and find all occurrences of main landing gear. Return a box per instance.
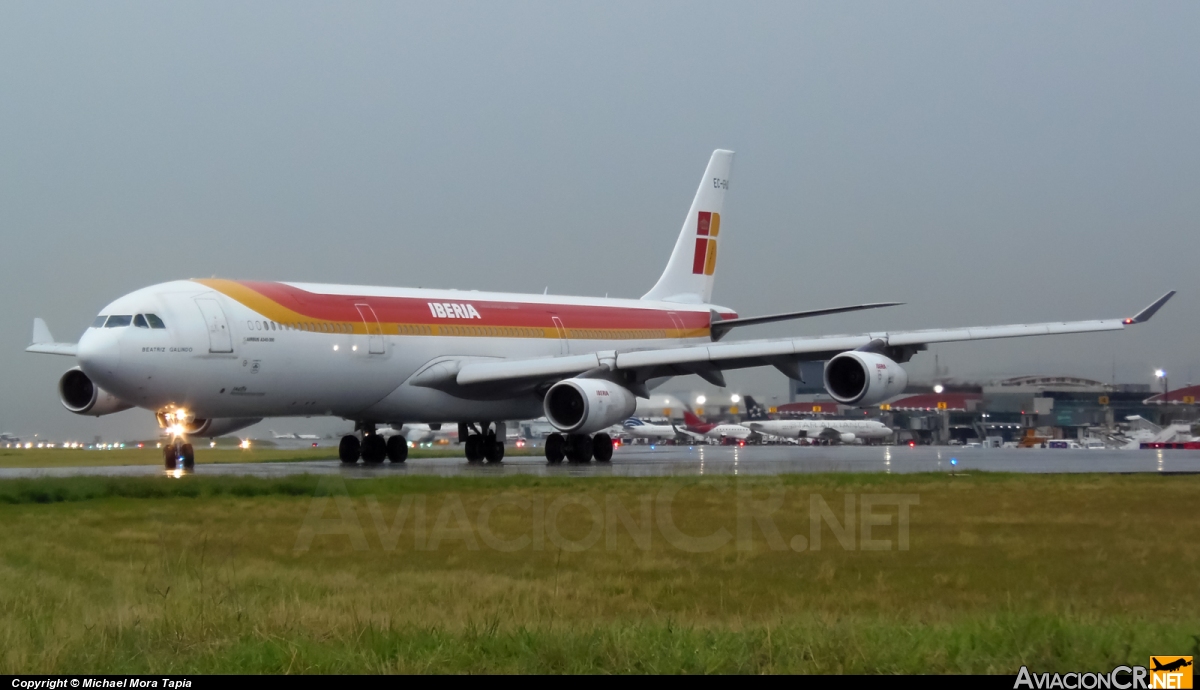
[163,438,195,473]
[460,422,505,464]
[339,424,408,465]
[544,432,612,464]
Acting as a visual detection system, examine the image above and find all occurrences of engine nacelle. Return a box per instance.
[823,351,908,407]
[544,378,637,435]
[59,368,133,416]
[839,432,857,444]
[183,417,263,438]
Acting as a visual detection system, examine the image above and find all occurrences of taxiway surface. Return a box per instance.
[3,445,1199,479]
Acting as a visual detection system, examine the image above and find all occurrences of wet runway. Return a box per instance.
[4,444,1200,479]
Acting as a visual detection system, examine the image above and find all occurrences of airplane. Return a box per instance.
[271,429,321,440]
[620,417,683,441]
[24,149,1174,469]
[385,423,459,445]
[739,396,893,444]
[682,410,755,443]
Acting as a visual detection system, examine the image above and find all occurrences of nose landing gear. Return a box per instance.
[163,439,195,473]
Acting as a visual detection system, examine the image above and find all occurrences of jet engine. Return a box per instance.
[59,368,133,416]
[544,378,637,435]
[839,432,857,444]
[183,417,263,438]
[823,351,908,407]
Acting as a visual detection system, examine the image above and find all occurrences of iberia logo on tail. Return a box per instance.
[691,211,720,275]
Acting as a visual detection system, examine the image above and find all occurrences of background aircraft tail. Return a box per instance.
[683,409,716,433]
[642,149,734,304]
[742,396,770,421]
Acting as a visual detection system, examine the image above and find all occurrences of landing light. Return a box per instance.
[730,394,741,403]
[933,384,944,394]
[333,345,339,351]
[696,395,706,405]
[240,439,251,449]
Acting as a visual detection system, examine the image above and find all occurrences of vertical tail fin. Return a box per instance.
[742,396,770,421]
[642,149,735,304]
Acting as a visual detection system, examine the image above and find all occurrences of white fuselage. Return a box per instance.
[744,419,893,441]
[693,423,754,441]
[76,279,728,426]
[621,421,679,440]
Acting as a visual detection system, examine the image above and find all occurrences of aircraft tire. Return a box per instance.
[545,433,565,464]
[182,443,195,471]
[362,434,386,464]
[592,433,613,462]
[484,440,504,463]
[386,435,408,463]
[566,434,593,463]
[163,443,176,470]
[338,435,361,464]
[465,435,483,463]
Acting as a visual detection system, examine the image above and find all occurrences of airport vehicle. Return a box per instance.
[738,396,893,444]
[620,417,683,441]
[682,410,754,443]
[26,150,1174,468]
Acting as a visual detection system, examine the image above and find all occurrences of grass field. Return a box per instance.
[1,472,1197,673]
[0,445,536,468]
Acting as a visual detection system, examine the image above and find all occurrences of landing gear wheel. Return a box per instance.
[566,434,593,463]
[484,440,505,463]
[386,435,408,463]
[362,434,386,464]
[181,443,195,471]
[465,435,483,463]
[163,443,176,470]
[338,435,361,464]
[592,433,613,462]
[545,433,565,464]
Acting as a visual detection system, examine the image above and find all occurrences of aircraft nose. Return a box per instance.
[77,328,122,379]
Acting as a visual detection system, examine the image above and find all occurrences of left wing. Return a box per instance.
[421,291,1175,394]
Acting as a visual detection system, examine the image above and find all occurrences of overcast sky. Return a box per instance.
[2,2,1197,440]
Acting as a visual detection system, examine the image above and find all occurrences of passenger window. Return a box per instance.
[270,322,276,331]
[145,314,166,329]
[105,315,132,328]
[133,314,149,328]
[92,315,108,328]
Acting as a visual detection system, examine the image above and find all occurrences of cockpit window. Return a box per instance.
[133,314,149,328]
[91,315,107,328]
[144,313,166,329]
[104,315,132,328]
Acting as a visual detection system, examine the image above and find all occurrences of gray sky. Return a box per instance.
[2,1,1197,441]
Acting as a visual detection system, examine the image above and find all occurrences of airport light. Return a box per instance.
[933,384,945,394]
[1155,369,1168,401]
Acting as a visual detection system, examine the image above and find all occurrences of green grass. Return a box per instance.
[0,445,536,468]
[1,473,1197,673]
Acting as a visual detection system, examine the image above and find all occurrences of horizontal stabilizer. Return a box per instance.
[710,302,903,341]
[26,318,78,357]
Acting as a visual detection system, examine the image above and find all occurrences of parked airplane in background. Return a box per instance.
[0,433,22,444]
[739,396,893,444]
[620,417,682,441]
[271,430,321,440]
[25,150,1173,470]
[388,423,458,445]
[682,410,754,443]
